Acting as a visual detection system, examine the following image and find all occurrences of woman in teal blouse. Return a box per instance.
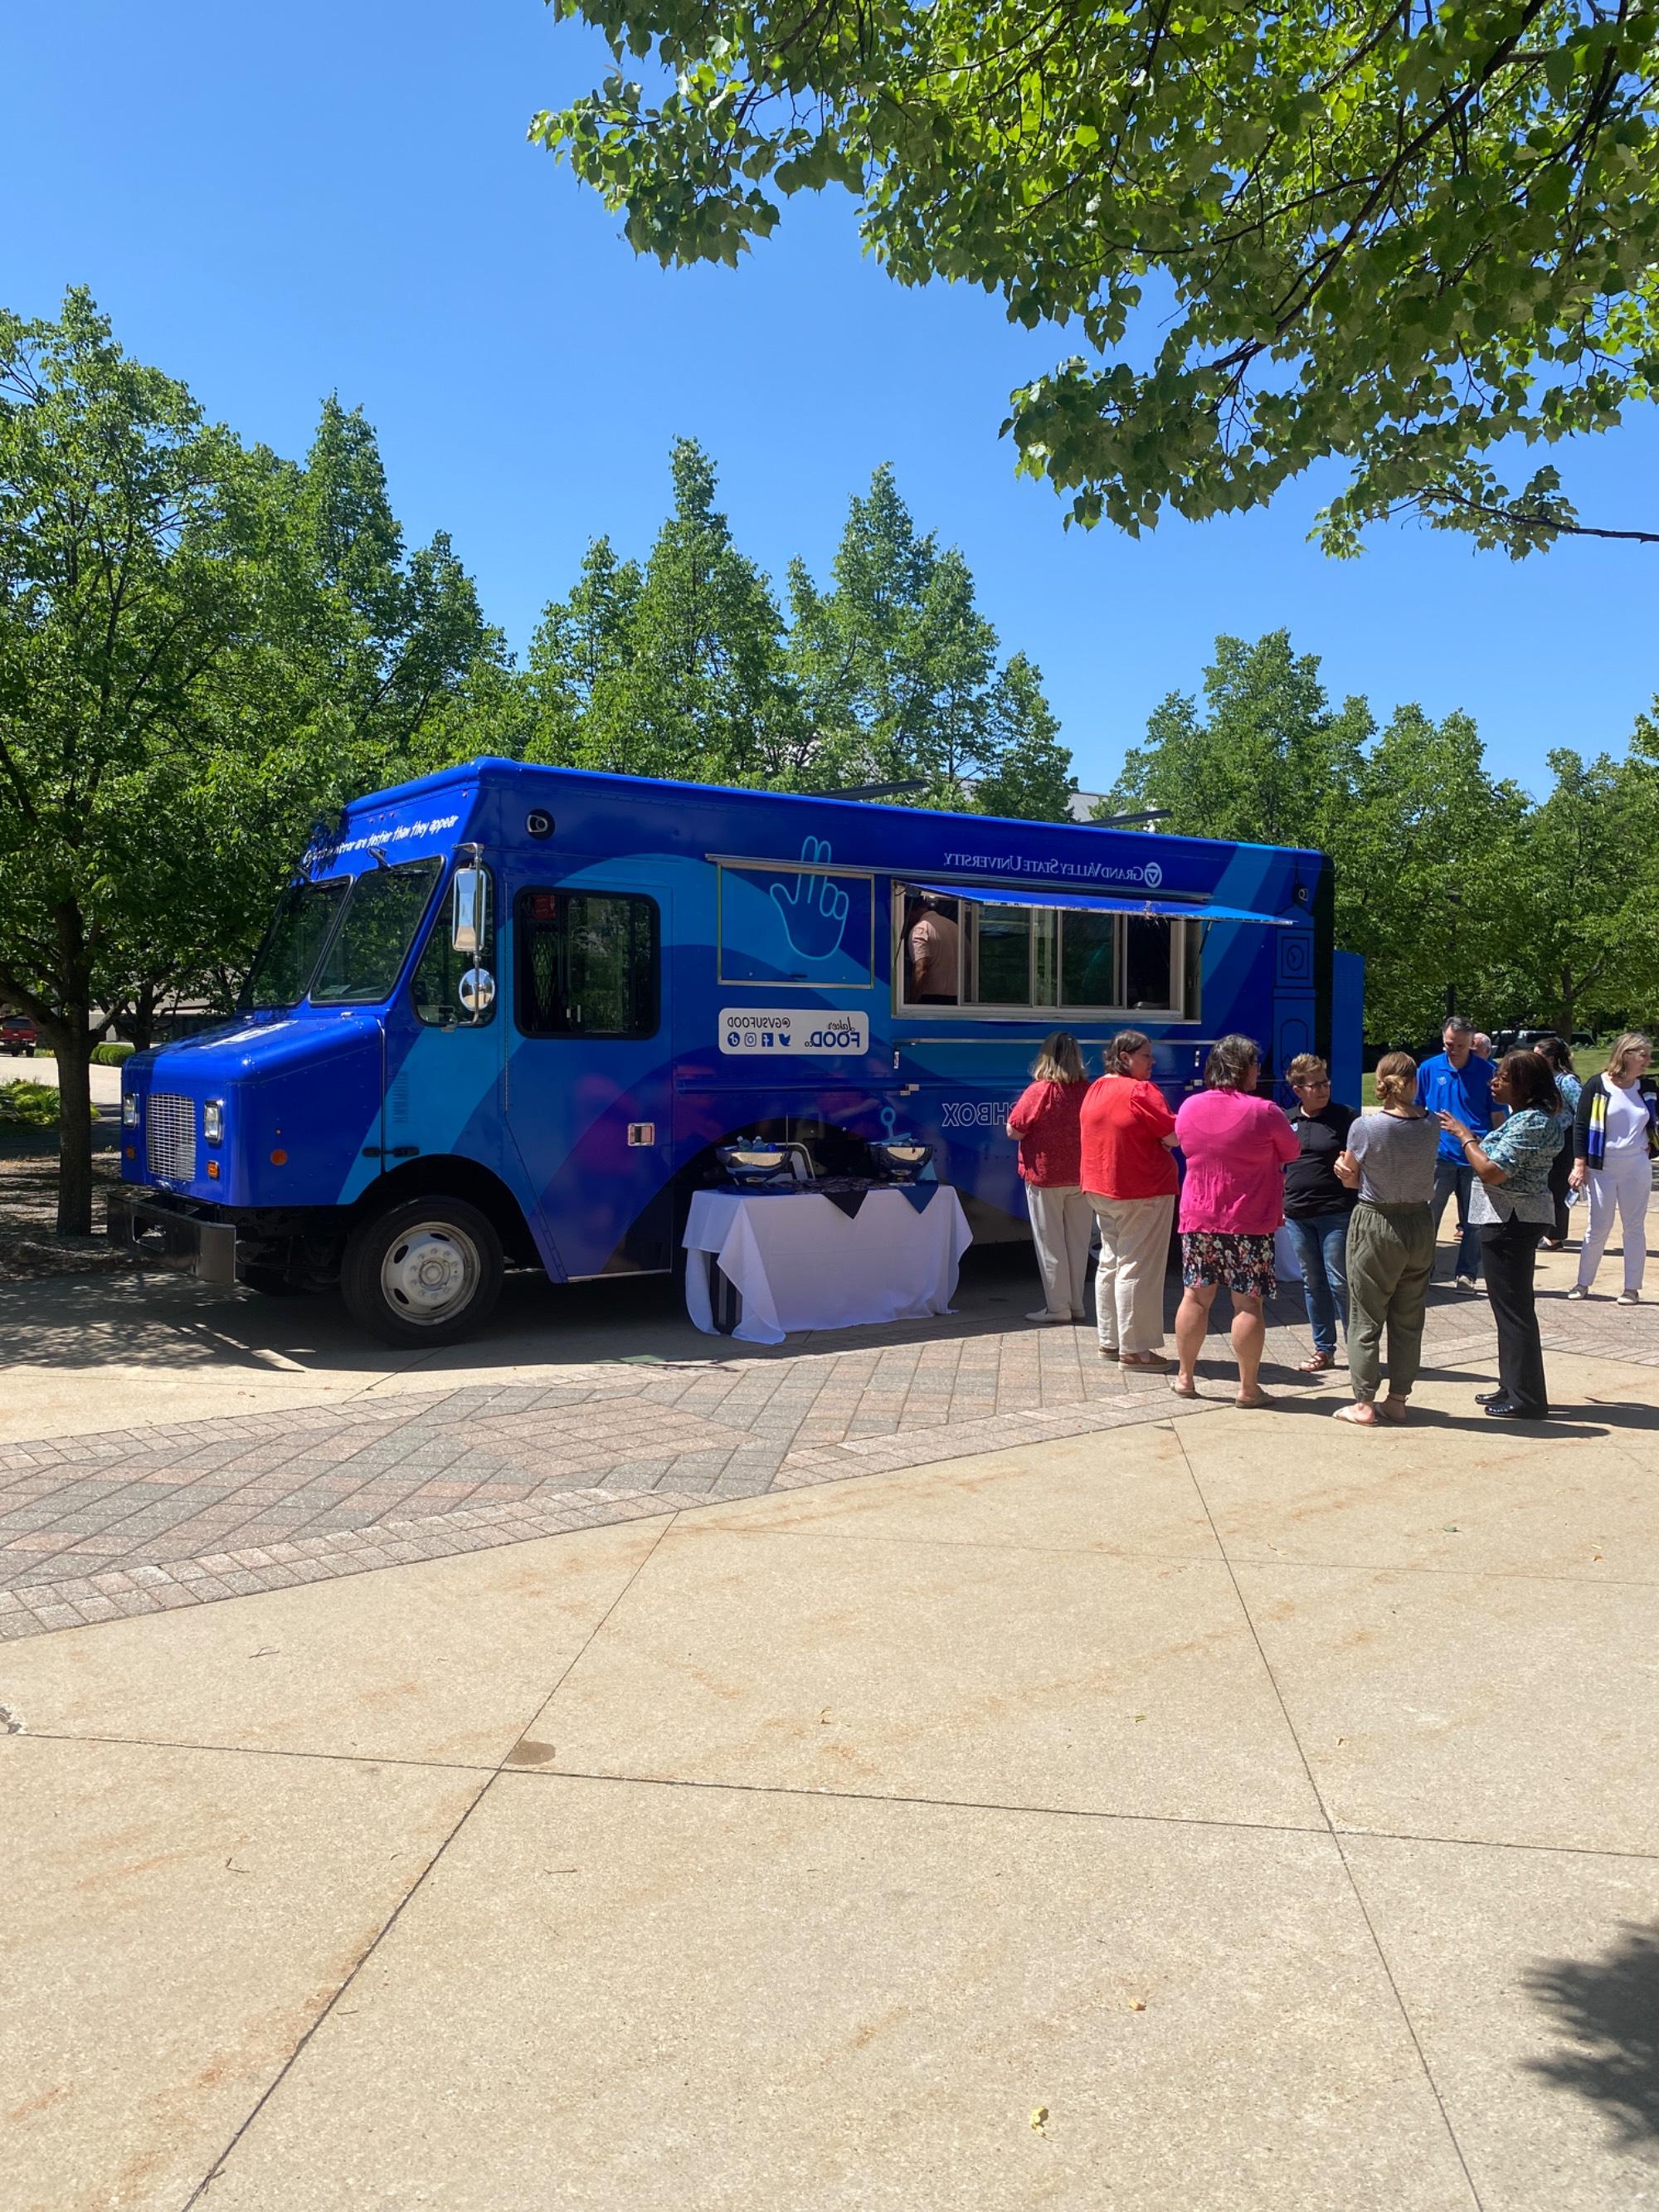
[1438,1051,1564,1420]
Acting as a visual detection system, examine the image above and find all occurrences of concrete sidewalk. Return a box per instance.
[5,1294,1659,2206]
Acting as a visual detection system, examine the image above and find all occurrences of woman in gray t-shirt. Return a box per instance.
[1331,1054,1439,1425]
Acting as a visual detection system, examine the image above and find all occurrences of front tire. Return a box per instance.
[341,1196,504,1347]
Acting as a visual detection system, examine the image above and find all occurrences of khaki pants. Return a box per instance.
[1088,1192,1175,1354]
[1346,1201,1434,1402]
[1026,1184,1094,1317]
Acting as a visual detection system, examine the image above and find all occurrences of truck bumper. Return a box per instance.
[107,1191,239,1287]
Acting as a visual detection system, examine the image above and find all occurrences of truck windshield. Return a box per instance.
[311,858,443,1003]
[244,879,350,1009]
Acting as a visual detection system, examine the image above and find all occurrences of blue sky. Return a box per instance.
[5,0,1656,797]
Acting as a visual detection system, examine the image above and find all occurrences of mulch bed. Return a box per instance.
[0,1147,140,1283]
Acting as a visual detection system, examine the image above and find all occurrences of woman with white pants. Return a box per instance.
[1007,1032,1092,1322]
[1568,1032,1656,1304]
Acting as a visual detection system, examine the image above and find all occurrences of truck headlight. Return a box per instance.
[122,1094,139,1128]
[203,1100,224,1145]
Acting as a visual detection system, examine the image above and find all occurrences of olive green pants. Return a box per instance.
[1345,1201,1435,1403]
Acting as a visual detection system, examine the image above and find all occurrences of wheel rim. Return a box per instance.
[379,1221,481,1325]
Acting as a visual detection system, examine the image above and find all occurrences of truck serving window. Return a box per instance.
[311,859,443,1005]
[517,889,659,1038]
[244,878,350,1008]
[898,886,1190,1017]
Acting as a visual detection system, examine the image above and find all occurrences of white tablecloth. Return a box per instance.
[684,1186,973,1346]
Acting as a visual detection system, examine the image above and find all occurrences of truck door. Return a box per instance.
[504,870,675,1279]
[378,855,508,1183]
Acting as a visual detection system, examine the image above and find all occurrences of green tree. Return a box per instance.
[0,300,501,1232]
[290,395,501,777]
[785,464,945,790]
[1100,631,1541,1041]
[525,536,643,764]
[786,465,1075,813]
[1344,704,1528,1040]
[974,652,1076,821]
[528,439,804,783]
[526,451,1075,812]
[1501,739,1659,1035]
[0,290,276,1230]
[533,0,1659,555]
[1105,631,1372,855]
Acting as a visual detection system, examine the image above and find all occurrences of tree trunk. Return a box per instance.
[50,1016,96,1238]
[130,978,160,1055]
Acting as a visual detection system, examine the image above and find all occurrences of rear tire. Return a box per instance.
[341,1196,504,1347]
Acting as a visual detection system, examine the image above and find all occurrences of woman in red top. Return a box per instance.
[1079,1030,1180,1367]
[1005,1030,1090,1322]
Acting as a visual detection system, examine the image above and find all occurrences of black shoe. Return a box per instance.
[1475,1389,1506,1406]
[1484,1400,1549,1420]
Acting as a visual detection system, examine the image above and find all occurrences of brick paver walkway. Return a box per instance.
[2,1274,1648,1642]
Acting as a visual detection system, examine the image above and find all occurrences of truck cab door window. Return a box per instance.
[413,866,496,1026]
[516,890,659,1039]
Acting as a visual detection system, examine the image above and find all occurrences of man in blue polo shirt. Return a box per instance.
[1417,1016,1498,1289]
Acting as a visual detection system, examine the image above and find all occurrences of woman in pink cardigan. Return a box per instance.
[1171,1034,1299,1408]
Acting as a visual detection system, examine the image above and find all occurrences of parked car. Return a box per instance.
[1,1011,37,1056]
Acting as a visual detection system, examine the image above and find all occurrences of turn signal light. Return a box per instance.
[207,1160,220,1180]
[270,1148,288,1166]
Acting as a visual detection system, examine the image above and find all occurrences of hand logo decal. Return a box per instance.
[768,836,850,963]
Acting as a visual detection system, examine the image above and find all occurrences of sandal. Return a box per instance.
[1297,1352,1335,1373]
[1120,1351,1172,1371]
[1169,1376,1198,1400]
[1333,1402,1379,1427]
[1234,1391,1272,1410]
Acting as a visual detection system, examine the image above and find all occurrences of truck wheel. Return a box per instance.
[341,1197,504,1347]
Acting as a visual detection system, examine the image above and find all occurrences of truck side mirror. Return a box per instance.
[451,866,489,955]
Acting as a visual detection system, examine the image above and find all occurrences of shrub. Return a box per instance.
[0,1081,62,1130]
[92,1041,136,1065]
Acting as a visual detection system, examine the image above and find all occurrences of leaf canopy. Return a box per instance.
[531,0,1659,552]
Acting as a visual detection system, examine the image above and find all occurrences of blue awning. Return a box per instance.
[908,881,1293,927]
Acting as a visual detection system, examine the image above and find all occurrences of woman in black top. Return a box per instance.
[1283,1053,1359,1372]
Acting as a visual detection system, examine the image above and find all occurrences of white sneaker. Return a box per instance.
[1566,1285,1590,1301]
[1026,1309,1069,1323]
[1455,1274,1478,1293]
[1618,1289,1641,1306]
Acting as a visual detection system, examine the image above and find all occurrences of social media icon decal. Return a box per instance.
[718,1009,869,1057]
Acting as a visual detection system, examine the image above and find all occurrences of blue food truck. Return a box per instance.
[112,759,1362,1343]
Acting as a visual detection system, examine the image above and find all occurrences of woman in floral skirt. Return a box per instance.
[1170,1035,1299,1408]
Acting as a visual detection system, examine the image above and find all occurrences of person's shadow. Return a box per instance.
[1525,1922,1659,2145]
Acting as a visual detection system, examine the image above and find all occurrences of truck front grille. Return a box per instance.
[146,1094,197,1182]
